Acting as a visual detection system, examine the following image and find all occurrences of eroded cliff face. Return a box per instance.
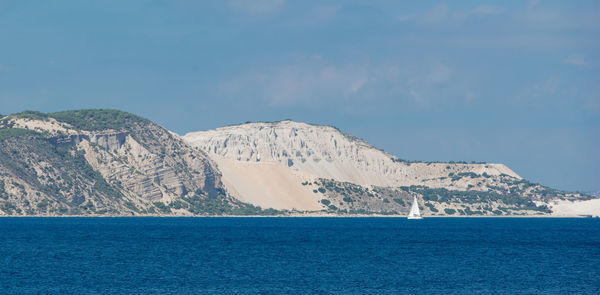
[183,120,592,215]
[183,120,519,190]
[0,111,243,216]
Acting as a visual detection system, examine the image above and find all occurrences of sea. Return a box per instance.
[1,217,599,294]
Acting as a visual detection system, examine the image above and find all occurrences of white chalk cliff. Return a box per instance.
[183,120,523,210]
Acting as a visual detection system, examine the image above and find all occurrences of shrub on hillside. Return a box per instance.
[444,208,456,215]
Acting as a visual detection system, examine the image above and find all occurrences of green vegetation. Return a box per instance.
[424,202,438,212]
[169,200,187,210]
[37,199,49,209]
[1,201,17,214]
[464,207,483,215]
[320,199,331,206]
[10,111,49,121]
[317,179,376,198]
[181,194,280,215]
[0,180,6,200]
[444,208,456,215]
[49,109,150,131]
[184,194,231,215]
[450,172,480,181]
[153,202,171,214]
[81,201,96,212]
[393,198,405,206]
[399,185,551,213]
[0,128,40,140]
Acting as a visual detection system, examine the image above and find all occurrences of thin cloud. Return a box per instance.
[427,64,452,84]
[422,3,503,24]
[228,0,285,16]
[585,96,599,113]
[515,77,560,104]
[313,4,341,22]
[220,62,370,106]
[473,5,504,15]
[424,3,449,24]
[527,0,541,9]
[452,5,504,22]
[219,59,477,109]
[563,55,585,66]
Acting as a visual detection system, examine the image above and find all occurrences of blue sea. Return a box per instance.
[1,218,599,294]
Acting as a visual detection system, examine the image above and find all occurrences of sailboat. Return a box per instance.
[407,196,422,219]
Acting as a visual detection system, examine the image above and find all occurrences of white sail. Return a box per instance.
[407,196,422,219]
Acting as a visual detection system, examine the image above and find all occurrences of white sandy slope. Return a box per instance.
[183,120,520,189]
[214,157,322,211]
[181,120,524,211]
[549,199,600,217]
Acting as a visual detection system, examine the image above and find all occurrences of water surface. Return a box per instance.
[1,217,599,294]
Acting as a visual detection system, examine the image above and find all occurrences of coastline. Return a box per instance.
[1,214,597,218]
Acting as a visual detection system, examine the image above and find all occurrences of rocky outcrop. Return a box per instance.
[0,110,253,216]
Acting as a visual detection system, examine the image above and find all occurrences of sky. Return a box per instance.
[0,0,598,192]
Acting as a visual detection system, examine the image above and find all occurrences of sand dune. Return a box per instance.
[214,157,322,211]
[549,199,600,217]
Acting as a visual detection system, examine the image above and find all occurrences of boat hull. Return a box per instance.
[407,216,423,220]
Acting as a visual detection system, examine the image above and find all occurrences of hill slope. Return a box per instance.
[184,121,520,189]
[0,112,593,216]
[0,110,267,216]
[184,120,593,216]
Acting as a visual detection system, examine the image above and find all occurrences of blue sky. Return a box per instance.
[0,0,598,192]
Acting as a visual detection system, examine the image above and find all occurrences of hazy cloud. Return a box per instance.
[422,3,504,24]
[453,5,504,21]
[313,4,341,22]
[228,0,285,16]
[585,95,599,113]
[515,77,560,105]
[220,62,370,106]
[220,59,474,108]
[427,64,452,84]
[563,54,585,66]
[473,5,504,15]
[424,4,449,24]
[527,0,541,9]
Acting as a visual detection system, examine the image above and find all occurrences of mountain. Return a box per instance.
[0,110,270,216]
[183,120,594,216]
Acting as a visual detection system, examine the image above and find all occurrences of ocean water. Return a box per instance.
[1,218,599,294]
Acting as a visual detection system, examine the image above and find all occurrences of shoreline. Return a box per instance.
[0,214,597,218]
